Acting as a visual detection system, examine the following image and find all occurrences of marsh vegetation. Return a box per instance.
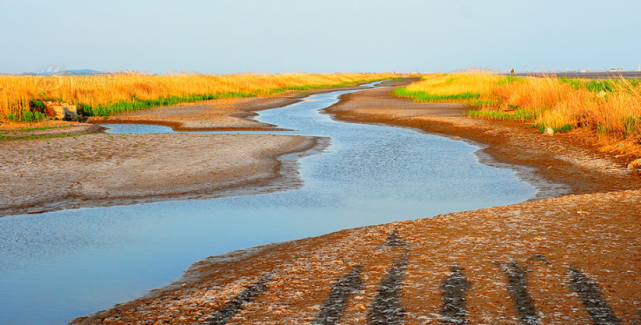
[0,73,395,122]
[396,73,641,154]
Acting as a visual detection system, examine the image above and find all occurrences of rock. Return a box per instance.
[44,101,78,120]
[543,127,554,136]
[627,158,641,170]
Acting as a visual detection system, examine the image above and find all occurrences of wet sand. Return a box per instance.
[70,79,641,324]
[0,133,324,217]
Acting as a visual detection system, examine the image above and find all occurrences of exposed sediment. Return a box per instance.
[58,79,641,324]
[71,189,641,324]
[0,133,324,216]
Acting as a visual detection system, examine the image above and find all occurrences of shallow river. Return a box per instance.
[0,85,537,324]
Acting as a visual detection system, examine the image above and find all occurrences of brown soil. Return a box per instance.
[60,79,641,324]
[0,133,324,217]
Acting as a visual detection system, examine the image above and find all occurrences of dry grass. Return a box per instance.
[0,72,396,122]
[404,73,497,100]
[397,73,641,152]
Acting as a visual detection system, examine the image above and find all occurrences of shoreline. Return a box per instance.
[72,188,641,324]
[0,134,327,217]
[70,78,641,324]
[0,85,364,217]
[85,85,369,132]
[325,79,641,196]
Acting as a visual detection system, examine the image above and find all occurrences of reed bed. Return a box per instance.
[396,73,641,147]
[0,72,395,122]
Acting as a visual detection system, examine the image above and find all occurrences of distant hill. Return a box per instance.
[5,69,106,76]
[60,69,105,76]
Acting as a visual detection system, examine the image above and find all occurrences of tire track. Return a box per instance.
[368,253,408,325]
[499,261,539,325]
[440,264,471,324]
[203,274,272,325]
[312,266,363,325]
[568,266,622,325]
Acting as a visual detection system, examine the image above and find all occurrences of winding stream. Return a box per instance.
[0,85,537,324]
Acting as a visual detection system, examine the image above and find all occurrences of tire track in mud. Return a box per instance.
[499,261,539,325]
[568,266,622,325]
[366,231,411,325]
[368,254,409,325]
[204,274,272,325]
[439,264,471,324]
[312,267,363,325]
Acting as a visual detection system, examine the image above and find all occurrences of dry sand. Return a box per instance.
[70,79,641,324]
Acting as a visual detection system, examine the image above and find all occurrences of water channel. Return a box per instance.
[0,84,537,324]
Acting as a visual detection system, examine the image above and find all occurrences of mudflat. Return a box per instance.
[0,133,322,216]
[70,79,641,324]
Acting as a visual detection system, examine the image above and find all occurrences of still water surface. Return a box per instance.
[0,86,537,324]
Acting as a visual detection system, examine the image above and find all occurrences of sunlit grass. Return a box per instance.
[394,73,498,102]
[0,72,396,122]
[397,73,641,146]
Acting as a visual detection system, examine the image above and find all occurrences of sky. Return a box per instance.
[1,0,640,74]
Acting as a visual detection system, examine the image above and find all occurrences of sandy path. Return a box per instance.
[70,78,641,324]
[0,133,323,216]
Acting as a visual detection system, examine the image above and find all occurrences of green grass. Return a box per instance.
[80,91,256,117]
[80,79,382,118]
[4,110,47,123]
[496,76,524,85]
[469,109,574,133]
[16,125,69,132]
[0,125,70,135]
[470,100,496,106]
[394,87,481,102]
[559,77,641,93]
[467,108,544,121]
[536,124,572,133]
[0,132,87,142]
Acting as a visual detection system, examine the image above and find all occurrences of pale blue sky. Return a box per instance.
[1,0,640,74]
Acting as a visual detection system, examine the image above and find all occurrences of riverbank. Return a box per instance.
[86,85,368,131]
[0,133,324,216]
[0,84,372,216]
[70,79,641,324]
[71,188,641,325]
[326,79,641,197]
